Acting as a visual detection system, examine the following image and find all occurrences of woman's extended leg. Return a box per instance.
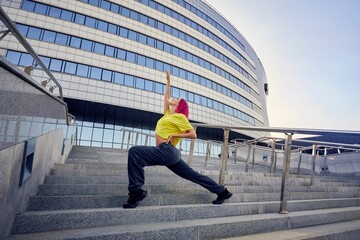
[166,159,233,204]
[166,159,224,194]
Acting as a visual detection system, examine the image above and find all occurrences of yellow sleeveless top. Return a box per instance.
[155,110,193,146]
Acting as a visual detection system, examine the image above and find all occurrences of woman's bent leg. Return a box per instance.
[166,159,225,194]
[127,144,180,193]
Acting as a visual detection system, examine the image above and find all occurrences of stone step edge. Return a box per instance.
[221,219,360,240]
[13,198,360,234]
[8,207,360,240]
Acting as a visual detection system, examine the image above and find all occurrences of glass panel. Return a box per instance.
[81,127,92,140]
[155,82,163,94]
[19,53,34,66]
[27,27,42,39]
[88,0,99,6]
[121,8,130,18]
[144,80,153,91]
[137,55,146,66]
[64,62,77,74]
[49,6,61,18]
[60,10,73,21]
[77,64,89,77]
[145,58,154,68]
[126,52,136,63]
[43,30,56,43]
[119,27,128,38]
[6,51,21,65]
[94,43,105,54]
[155,61,163,71]
[108,23,117,34]
[135,78,145,89]
[22,0,35,12]
[124,75,134,87]
[100,0,111,10]
[39,56,50,68]
[117,49,126,60]
[34,3,48,15]
[90,67,102,80]
[172,88,180,98]
[113,72,124,85]
[147,37,155,47]
[128,30,137,41]
[16,24,29,36]
[110,3,119,14]
[70,36,81,48]
[81,39,93,51]
[97,20,108,31]
[129,11,138,21]
[105,46,115,57]
[55,33,68,45]
[74,14,86,25]
[92,128,103,142]
[49,59,62,71]
[85,17,96,28]
[103,129,113,142]
[138,34,147,44]
[102,69,112,82]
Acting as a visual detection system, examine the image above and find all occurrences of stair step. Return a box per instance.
[36,184,360,196]
[27,191,360,211]
[222,219,360,239]
[8,207,360,239]
[13,199,360,234]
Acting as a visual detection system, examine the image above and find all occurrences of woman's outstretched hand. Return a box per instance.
[165,70,171,82]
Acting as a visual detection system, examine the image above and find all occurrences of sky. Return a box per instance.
[205,0,360,132]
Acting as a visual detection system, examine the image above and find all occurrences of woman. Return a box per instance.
[123,71,232,208]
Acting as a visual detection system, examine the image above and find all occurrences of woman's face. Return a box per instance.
[169,98,180,106]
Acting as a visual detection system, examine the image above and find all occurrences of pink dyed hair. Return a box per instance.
[176,99,189,119]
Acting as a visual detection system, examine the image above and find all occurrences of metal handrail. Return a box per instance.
[0,6,77,126]
[190,123,360,214]
[0,6,63,100]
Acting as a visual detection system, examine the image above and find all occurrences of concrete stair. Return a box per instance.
[7,146,360,239]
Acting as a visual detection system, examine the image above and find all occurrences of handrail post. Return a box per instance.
[322,148,328,173]
[251,147,255,167]
[245,144,251,172]
[121,128,126,149]
[126,131,131,150]
[269,139,276,173]
[279,133,293,214]
[204,141,210,166]
[145,135,149,146]
[273,152,278,173]
[309,144,317,186]
[233,146,237,164]
[188,126,197,165]
[219,128,230,185]
[135,133,139,146]
[297,150,303,174]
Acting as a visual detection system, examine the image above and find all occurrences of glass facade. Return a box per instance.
[2,0,270,149]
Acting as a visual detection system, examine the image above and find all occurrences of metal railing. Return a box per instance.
[190,123,360,214]
[0,6,74,125]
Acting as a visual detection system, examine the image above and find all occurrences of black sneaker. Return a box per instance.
[123,189,148,209]
[212,188,233,204]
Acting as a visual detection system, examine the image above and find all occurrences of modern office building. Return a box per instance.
[0,0,270,152]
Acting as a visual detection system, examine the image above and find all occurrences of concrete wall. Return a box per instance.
[0,128,75,238]
[0,46,76,238]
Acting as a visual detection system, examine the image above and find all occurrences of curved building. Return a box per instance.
[1,0,270,151]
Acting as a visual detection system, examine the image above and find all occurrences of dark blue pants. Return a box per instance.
[127,143,225,194]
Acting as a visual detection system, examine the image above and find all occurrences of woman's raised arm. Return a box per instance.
[164,71,171,114]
